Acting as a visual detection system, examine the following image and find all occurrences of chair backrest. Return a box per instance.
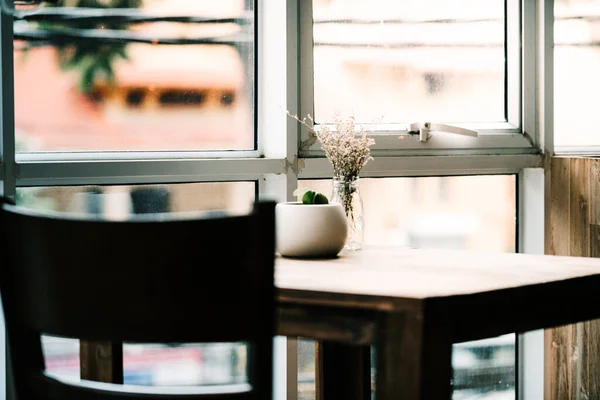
[0,199,276,400]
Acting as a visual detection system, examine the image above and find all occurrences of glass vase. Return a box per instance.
[331,176,364,251]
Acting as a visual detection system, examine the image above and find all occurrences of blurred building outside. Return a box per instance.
[14,0,253,152]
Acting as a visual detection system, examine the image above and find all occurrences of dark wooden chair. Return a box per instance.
[0,199,276,400]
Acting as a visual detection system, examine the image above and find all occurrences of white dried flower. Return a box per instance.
[286,111,376,181]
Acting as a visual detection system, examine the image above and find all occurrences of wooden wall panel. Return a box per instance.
[545,157,577,400]
[586,225,600,397]
[545,156,600,400]
[569,158,590,258]
[547,157,570,257]
[583,160,600,399]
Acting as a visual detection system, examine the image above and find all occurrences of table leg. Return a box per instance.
[317,340,372,400]
[375,312,453,400]
[80,341,123,383]
[420,329,453,399]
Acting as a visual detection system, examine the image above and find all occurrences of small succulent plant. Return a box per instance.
[293,188,329,204]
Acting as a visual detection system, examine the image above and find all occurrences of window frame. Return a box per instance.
[1,0,546,191]
[298,0,541,157]
[0,0,554,399]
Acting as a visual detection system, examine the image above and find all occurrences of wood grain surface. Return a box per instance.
[545,157,600,400]
[276,245,600,301]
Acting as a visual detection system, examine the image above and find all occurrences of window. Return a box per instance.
[312,0,506,123]
[17,182,255,216]
[0,0,551,400]
[298,175,517,400]
[554,0,600,150]
[23,182,254,386]
[41,337,248,386]
[13,0,255,152]
[300,0,533,153]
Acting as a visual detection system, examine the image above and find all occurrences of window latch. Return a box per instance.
[409,122,479,142]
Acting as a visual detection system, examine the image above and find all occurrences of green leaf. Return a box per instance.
[115,46,129,60]
[43,0,140,94]
[98,55,115,82]
[302,190,316,204]
[313,193,329,204]
[80,63,96,93]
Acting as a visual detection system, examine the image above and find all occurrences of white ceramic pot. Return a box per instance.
[275,202,348,258]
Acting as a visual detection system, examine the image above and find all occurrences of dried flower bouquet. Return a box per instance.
[287,112,375,221]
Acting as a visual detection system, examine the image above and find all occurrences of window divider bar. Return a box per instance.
[301,132,536,153]
[1,10,15,200]
[16,151,263,163]
[299,154,543,179]
[508,0,523,129]
[523,0,538,146]
[1,10,16,400]
[16,158,286,187]
[298,0,314,149]
[517,168,545,400]
[538,0,554,155]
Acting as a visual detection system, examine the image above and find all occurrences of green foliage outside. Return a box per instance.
[36,0,142,93]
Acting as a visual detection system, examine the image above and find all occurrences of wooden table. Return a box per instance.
[275,245,600,400]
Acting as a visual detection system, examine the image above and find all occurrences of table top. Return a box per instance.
[276,246,600,341]
[277,245,600,299]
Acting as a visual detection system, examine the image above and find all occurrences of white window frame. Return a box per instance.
[298,0,541,156]
[0,0,555,399]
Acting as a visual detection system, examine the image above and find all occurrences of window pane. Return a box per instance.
[17,182,255,215]
[19,181,255,385]
[555,0,600,147]
[298,176,516,400]
[312,0,505,124]
[14,0,254,152]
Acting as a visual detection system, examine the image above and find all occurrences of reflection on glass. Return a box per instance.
[19,181,256,386]
[312,0,505,124]
[14,0,254,152]
[555,0,600,147]
[298,176,517,400]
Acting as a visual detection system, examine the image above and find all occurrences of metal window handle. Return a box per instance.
[409,122,479,142]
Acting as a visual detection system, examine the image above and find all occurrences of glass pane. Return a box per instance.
[312,0,505,124]
[17,182,255,215]
[41,336,80,381]
[298,339,316,400]
[297,176,516,400]
[555,0,600,147]
[14,0,254,152]
[122,342,247,386]
[18,181,255,385]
